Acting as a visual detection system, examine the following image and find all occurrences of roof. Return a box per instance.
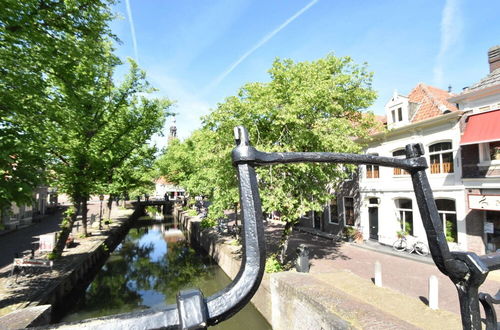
[408,83,458,123]
[459,68,500,94]
[155,176,173,185]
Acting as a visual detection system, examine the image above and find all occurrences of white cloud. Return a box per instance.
[433,0,463,87]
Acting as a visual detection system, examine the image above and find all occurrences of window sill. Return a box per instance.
[478,160,500,167]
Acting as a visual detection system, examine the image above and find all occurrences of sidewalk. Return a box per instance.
[0,203,133,320]
[277,223,500,318]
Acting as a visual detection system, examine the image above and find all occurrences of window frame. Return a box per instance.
[435,198,457,243]
[479,141,500,165]
[343,197,355,226]
[428,141,454,174]
[392,149,409,176]
[327,198,339,224]
[395,198,413,236]
[365,153,380,179]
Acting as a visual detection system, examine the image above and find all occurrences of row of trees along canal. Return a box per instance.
[156,55,383,265]
[1,1,173,257]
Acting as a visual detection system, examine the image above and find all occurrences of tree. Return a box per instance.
[161,54,380,263]
[1,0,121,209]
[48,59,172,256]
[1,1,172,255]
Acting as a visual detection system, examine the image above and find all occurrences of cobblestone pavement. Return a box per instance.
[0,201,109,269]
[262,221,500,318]
[0,202,131,317]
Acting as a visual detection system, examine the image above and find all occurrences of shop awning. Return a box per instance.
[460,109,500,145]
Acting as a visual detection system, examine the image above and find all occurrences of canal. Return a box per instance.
[61,214,271,329]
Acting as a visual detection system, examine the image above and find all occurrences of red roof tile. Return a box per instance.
[408,83,458,123]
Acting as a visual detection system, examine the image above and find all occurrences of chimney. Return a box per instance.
[488,45,500,72]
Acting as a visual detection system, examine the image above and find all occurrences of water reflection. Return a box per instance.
[62,218,270,329]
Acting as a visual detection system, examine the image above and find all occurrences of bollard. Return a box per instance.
[295,244,310,273]
[374,261,382,287]
[428,275,439,310]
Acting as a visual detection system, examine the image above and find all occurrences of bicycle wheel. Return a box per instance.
[392,239,407,252]
[414,242,429,256]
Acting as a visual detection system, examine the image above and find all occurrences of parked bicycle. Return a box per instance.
[392,235,429,256]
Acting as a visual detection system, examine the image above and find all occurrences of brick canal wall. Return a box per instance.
[174,208,462,330]
[0,207,143,328]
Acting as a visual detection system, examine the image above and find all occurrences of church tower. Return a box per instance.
[168,117,177,143]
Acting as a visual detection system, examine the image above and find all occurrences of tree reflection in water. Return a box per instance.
[64,225,213,321]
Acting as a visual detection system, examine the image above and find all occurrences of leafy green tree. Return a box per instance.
[1,1,172,254]
[1,0,118,220]
[160,54,380,262]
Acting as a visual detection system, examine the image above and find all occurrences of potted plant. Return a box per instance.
[343,226,363,243]
[396,230,408,239]
[493,146,500,160]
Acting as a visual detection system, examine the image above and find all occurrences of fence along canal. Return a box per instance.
[58,211,270,329]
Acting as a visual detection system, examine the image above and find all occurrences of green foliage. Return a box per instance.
[145,206,159,215]
[186,209,198,217]
[265,254,284,273]
[446,219,457,243]
[102,243,109,252]
[201,218,217,229]
[1,1,172,249]
[47,251,60,260]
[396,230,408,239]
[157,54,379,260]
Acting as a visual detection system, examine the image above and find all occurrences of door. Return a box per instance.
[313,211,322,230]
[369,207,378,240]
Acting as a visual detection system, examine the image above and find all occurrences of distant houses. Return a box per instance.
[154,177,185,201]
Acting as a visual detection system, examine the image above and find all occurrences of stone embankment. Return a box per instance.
[174,208,462,330]
[0,206,141,329]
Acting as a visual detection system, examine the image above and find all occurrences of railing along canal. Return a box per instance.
[61,126,500,329]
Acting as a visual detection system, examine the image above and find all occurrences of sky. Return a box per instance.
[110,0,500,149]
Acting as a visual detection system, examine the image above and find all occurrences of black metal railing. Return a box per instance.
[60,126,499,329]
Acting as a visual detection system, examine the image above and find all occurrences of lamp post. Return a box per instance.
[99,194,104,230]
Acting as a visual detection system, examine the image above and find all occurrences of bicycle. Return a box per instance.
[392,235,429,256]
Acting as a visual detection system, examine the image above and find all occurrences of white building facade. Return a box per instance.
[357,84,467,250]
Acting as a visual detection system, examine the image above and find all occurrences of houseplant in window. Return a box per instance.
[492,146,500,160]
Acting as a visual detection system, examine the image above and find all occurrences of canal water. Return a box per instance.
[61,215,271,329]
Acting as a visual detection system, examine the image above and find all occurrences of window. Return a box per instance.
[391,110,396,123]
[395,198,413,235]
[343,197,355,226]
[429,142,454,174]
[392,149,409,175]
[366,154,379,178]
[488,141,500,161]
[435,199,457,243]
[327,198,338,224]
[398,107,403,121]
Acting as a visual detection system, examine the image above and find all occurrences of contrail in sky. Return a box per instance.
[205,0,319,93]
[433,0,462,87]
[125,0,139,64]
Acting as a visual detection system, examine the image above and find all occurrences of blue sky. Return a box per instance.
[110,0,500,148]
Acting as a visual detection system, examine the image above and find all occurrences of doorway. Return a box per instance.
[368,206,379,241]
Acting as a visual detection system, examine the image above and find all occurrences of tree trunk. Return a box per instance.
[52,201,81,257]
[107,195,113,219]
[278,220,294,264]
[81,197,88,236]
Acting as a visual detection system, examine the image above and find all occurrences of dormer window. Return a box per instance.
[391,107,403,123]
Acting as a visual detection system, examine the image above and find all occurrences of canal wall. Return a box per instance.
[0,206,144,328]
[174,208,462,330]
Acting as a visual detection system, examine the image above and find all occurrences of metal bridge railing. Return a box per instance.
[58,126,499,329]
